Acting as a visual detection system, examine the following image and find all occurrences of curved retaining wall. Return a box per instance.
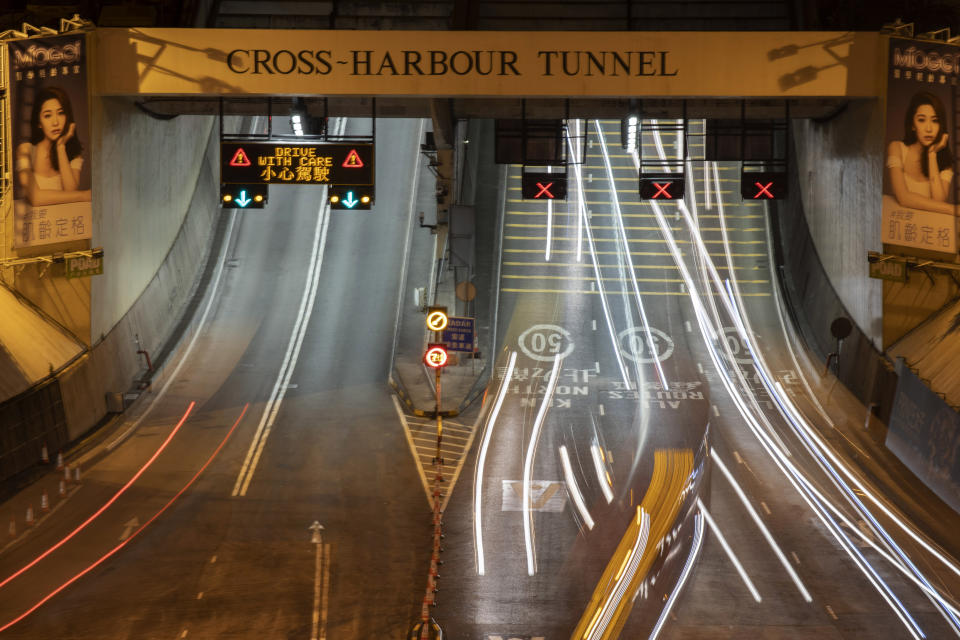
[0,111,224,485]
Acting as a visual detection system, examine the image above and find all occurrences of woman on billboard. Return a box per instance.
[886,91,955,215]
[15,85,91,206]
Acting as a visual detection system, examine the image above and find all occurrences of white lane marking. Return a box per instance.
[310,535,323,640]
[697,362,704,373]
[826,604,839,620]
[760,501,771,516]
[792,551,801,565]
[180,630,188,638]
[196,592,203,600]
[209,555,217,564]
[393,395,432,505]
[592,319,597,331]
[232,195,329,497]
[685,320,692,332]
[320,543,331,640]
[103,210,239,454]
[598,403,605,416]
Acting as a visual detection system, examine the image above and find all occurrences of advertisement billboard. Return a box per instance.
[881,37,959,257]
[8,34,92,249]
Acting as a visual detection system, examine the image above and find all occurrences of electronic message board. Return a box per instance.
[221,143,374,186]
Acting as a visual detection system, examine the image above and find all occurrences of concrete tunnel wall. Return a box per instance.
[58,101,220,441]
[790,100,884,351]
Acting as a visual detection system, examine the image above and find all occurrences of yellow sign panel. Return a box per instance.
[92,29,881,98]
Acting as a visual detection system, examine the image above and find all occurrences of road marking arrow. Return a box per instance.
[309,520,325,544]
[119,516,140,541]
[341,191,358,208]
[235,190,252,207]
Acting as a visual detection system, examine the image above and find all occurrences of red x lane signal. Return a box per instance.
[740,171,787,200]
[522,172,568,200]
[752,181,774,198]
[535,181,554,198]
[639,174,685,200]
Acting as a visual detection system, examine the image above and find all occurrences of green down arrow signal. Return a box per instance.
[235,190,251,207]
[342,191,358,209]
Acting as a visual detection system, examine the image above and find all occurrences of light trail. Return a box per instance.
[523,355,562,575]
[584,508,651,640]
[545,164,554,261]
[0,403,249,633]
[636,124,928,637]
[473,350,517,576]
[595,119,670,392]
[648,513,705,640]
[590,444,615,504]
[697,498,762,602]
[565,125,631,388]
[712,448,812,601]
[571,120,585,262]
[560,445,595,530]
[0,401,196,591]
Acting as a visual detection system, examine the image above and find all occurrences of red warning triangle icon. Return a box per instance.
[342,149,364,168]
[229,148,251,167]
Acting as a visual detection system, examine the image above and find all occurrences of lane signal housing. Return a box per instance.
[220,183,267,209]
[521,171,568,200]
[639,173,685,200]
[329,186,374,210]
[740,171,788,200]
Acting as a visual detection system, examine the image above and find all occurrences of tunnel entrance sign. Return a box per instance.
[221,142,374,186]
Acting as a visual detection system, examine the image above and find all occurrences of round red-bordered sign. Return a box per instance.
[424,345,448,368]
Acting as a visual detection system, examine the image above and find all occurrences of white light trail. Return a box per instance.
[560,445,594,530]
[523,356,562,575]
[649,513,705,640]
[712,449,812,601]
[590,444,614,504]
[545,164,554,261]
[585,508,651,640]
[637,125,927,638]
[474,350,517,576]
[595,119,669,392]
[566,125,631,388]
[697,498,762,603]
[571,119,585,262]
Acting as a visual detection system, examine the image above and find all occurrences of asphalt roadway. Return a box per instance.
[0,117,431,639]
[1,116,958,640]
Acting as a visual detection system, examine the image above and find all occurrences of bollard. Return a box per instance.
[56,452,64,470]
[25,505,35,527]
[74,466,81,483]
[40,490,50,513]
[59,479,67,497]
[41,444,49,464]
